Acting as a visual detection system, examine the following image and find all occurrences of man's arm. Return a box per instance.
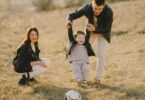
[67,4,87,23]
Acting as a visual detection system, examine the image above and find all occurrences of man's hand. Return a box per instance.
[87,24,95,32]
[66,21,72,29]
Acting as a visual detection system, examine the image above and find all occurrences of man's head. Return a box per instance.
[74,31,86,45]
[92,0,105,16]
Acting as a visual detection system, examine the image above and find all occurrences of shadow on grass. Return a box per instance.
[96,84,145,100]
[33,85,89,100]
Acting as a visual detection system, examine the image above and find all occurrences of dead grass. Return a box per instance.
[0,0,145,100]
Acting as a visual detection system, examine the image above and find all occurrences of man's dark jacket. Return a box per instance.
[66,27,95,57]
[67,3,113,43]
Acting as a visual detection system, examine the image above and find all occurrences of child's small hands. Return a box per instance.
[87,24,95,32]
[66,21,72,29]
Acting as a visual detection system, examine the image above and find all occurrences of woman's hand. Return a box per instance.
[39,61,48,68]
[31,61,48,68]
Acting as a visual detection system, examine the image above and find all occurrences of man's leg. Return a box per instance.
[90,33,98,46]
[96,35,109,81]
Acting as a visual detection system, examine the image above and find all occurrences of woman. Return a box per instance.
[16,27,49,85]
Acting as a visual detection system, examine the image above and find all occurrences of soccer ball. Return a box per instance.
[65,90,81,100]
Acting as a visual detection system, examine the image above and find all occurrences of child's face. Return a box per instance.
[75,34,85,45]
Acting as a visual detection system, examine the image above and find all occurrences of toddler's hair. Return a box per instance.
[74,31,85,38]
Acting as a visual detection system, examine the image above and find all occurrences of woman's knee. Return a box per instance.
[41,58,50,65]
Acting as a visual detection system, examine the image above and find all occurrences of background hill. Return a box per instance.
[0,0,145,100]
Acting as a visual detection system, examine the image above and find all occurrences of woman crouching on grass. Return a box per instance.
[16,27,49,85]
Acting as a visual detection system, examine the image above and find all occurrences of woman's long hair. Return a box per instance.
[17,27,39,50]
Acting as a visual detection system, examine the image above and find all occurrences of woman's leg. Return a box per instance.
[29,58,50,78]
[29,65,47,78]
[40,58,50,66]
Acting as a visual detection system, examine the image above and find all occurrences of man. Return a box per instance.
[66,0,113,86]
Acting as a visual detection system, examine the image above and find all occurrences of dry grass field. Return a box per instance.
[0,0,145,100]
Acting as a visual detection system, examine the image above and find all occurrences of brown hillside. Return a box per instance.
[0,0,145,100]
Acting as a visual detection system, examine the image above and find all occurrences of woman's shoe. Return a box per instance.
[29,78,37,82]
[18,75,29,86]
